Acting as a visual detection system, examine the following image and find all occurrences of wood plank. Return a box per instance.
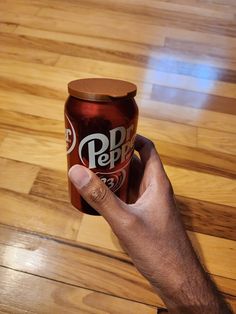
[0,225,162,307]
[139,116,197,147]
[78,0,234,19]
[177,196,236,241]
[78,215,123,252]
[145,59,236,84]
[0,33,60,66]
[0,132,66,171]
[30,167,69,203]
[0,58,151,100]
[156,140,236,180]
[0,109,64,139]
[188,232,236,279]
[0,157,39,194]
[14,26,236,72]
[1,10,166,46]
[4,10,236,49]
[0,90,63,121]
[14,25,164,59]
[165,165,236,207]
[198,128,236,155]
[0,59,77,100]
[0,3,39,15]
[165,37,236,66]
[77,215,236,280]
[56,55,236,98]
[0,267,157,314]
[0,224,235,311]
[0,188,81,240]
[0,22,17,33]
[36,6,236,38]
[151,85,236,115]
[139,98,236,134]
[3,0,235,15]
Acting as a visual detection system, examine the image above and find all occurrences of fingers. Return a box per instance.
[134,134,168,185]
[68,164,128,224]
[128,155,144,203]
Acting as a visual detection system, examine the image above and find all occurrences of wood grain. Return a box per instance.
[139,116,197,147]
[165,165,236,207]
[1,225,235,311]
[0,33,60,66]
[56,55,236,98]
[139,98,236,134]
[151,85,236,115]
[0,90,63,121]
[198,128,236,155]
[176,196,236,241]
[0,189,81,240]
[155,140,236,180]
[0,157,39,194]
[30,167,69,203]
[0,132,66,171]
[0,267,157,314]
[13,25,236,72]
[1,0,236,311]
[0,225,162,307]
[77,215,236,280]
[30,167,236,241]
[0,109,64,138]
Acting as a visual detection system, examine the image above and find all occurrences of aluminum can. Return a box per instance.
[65,78,138,215]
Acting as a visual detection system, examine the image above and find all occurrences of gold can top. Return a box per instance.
[68,78,137,102]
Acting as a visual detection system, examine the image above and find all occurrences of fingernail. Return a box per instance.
[68,165,91,189]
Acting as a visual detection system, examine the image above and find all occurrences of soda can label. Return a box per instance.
[65,113,135,193]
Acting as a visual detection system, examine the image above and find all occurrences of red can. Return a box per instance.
[65,78,138,215]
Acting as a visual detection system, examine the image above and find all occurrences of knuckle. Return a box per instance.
[119,211,140,230]
[89,185,108,204]
[146,139,155,149]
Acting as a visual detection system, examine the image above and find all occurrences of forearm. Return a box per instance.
[153,250,232,314]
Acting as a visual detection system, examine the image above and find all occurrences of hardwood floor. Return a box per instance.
[0,0,236,312]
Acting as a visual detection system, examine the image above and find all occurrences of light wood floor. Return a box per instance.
[0,0,236,313]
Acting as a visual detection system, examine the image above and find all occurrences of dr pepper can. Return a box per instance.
[65,78,139,215]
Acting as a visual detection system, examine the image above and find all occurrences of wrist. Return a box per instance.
[154,260,231,314]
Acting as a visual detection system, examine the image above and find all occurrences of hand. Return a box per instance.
[69,134,232,314]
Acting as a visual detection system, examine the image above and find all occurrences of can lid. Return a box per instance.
[68,78,137,102]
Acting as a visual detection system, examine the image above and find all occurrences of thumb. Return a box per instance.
[68,164,127,223]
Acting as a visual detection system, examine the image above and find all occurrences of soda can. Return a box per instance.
[65,78,138,215]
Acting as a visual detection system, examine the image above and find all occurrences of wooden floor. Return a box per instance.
[0,0,236,313]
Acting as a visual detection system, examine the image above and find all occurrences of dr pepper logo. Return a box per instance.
[65,115,134,170]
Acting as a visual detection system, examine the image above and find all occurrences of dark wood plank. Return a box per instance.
[165,37,236,65]
[30,167,69,203]
[155,140,236,180]
[151,85,236,115]
[0,266,157,314]
[0,109,64,139]
[0,75,65,100]
[176,196,236,241]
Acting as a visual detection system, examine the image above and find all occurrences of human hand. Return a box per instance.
[69,135,232,314]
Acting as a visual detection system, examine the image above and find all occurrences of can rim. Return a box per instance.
[68,78,137,102]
